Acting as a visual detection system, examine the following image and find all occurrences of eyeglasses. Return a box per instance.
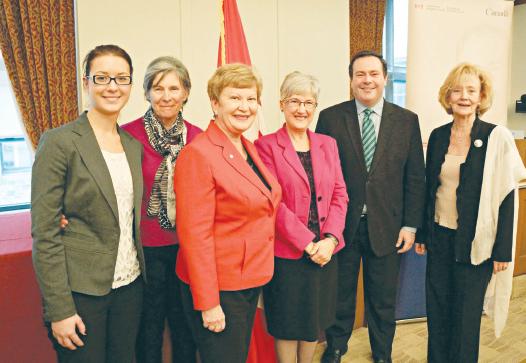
[283,98,317,111]
[86,75,132,85]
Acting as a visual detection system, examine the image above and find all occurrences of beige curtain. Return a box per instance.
[0,0,78,149]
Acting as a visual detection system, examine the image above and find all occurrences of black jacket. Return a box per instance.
[417,118,514,263]
[316,99,426,257]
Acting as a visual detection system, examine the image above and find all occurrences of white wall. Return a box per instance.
[76,0,349,133]
[507,4,526,132]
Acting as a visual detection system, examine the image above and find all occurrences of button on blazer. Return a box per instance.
[174,121,282,311]
[255,125,348,259]
[31,112,145,322]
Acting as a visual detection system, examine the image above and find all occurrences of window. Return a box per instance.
[383,0,409,107]
[0,52,32,211]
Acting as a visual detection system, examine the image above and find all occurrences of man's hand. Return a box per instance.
[396,229,416,254]
[202,305,226,333]
[51,314,86,350]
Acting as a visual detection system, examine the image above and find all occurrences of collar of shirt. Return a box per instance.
[356,98,384,138]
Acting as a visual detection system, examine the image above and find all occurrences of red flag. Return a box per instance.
[218,0,251,66]
[217,0,265,141]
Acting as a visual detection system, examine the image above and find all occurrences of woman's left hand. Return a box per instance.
[310,238,336,267]
[493,261,509,274]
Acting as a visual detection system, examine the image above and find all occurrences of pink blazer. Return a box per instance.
[255,125,348,259]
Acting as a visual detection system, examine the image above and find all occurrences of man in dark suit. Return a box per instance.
[316,50,425,363]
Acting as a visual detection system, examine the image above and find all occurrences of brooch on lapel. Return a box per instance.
[474,139,483,148]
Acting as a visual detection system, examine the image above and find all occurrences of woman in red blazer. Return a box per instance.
[174,64,281,363]
[255,71,348,363]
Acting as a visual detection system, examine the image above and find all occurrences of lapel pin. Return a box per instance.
[474,139,483,148]
[229,154,234,159]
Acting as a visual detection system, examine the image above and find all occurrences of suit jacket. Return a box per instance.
[31,112,145,322]
[316,99,425,257]
[417,118,514,263]
[122,117,202,247]
[255,125,348,259]
[174,121,282,311]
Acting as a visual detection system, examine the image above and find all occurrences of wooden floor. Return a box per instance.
[313,275,526,363]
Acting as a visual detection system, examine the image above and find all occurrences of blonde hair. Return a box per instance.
[280,71,320,101]
[438,63,493,116]
[207,64,262,102]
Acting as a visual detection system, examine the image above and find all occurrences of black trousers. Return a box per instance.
[180,281,260,363]
[47,277,143,363]
[426,223,493,363]
[325,217,400,362]
[136,245,196,363]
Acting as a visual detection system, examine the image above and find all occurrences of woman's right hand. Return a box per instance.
[202,304,226,333]
[51,314,86,350]
[59,214,68,229]
[414,243,426,255]
[304,242,319,256]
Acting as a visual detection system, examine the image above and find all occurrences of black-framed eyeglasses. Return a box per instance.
[86,75,132,85]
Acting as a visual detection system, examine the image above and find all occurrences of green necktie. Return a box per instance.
[362,108,376,171]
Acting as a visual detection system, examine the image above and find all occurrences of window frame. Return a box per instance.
[383,0,407,106]
[0,54,33,212]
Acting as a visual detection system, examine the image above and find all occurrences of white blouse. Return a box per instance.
[101,150,141,288]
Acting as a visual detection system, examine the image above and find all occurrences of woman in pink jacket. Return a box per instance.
[255,71,348,363]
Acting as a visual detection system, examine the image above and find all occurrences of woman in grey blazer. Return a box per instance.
[32,44,146,363]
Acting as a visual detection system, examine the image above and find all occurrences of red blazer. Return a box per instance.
[255,125,348,259]
[174,121,282,311]
[122,117,202,247]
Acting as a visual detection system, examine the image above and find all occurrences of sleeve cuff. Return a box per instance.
[402,226,417,234]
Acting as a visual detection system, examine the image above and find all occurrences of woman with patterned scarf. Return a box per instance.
[122,56,201,363]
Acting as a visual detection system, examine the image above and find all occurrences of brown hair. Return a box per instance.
[349,50,388,79]
[82,44,133,77]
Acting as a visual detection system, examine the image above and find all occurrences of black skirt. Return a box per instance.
[263,254,338,341]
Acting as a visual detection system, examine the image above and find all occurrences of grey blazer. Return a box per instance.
[31,112,145,322]
[316,99,426,257]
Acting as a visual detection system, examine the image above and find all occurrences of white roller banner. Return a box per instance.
[406,0,514,141]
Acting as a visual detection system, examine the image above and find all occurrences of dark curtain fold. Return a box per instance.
[0,0,78,149]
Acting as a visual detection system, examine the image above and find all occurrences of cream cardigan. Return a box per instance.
[471,125,526,337]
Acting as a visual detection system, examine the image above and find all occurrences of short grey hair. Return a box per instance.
[143,56,191,103]
[280,71,320,101]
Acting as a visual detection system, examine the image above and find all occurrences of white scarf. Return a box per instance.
[471,125,526,337]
